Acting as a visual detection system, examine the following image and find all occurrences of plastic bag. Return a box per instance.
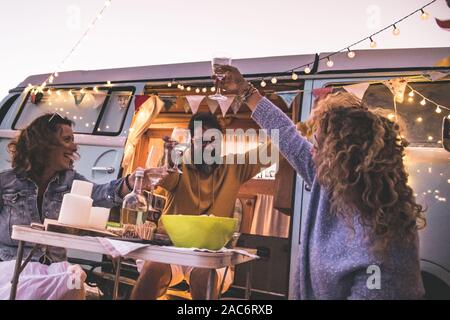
[0,260,86,300]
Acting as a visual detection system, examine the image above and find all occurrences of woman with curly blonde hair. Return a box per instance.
[220,65,425,299]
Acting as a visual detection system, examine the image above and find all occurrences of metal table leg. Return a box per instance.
[112,257,121,300]
[245,262,253,300]
[206,269,217,300]
[9,241,25,300]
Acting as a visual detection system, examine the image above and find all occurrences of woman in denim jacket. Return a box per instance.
[0,113,152,263]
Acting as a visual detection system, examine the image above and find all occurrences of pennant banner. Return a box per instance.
[230,97,241,114]
[343,83,370,100]
[382,78,408,103]
[312,87,333,100]
[217,95,235,117]
[435,18,450,31]
[160,95,177,112]
[185,95,205,114]
[134,95,151,112]
[276,91,300,109]
[427,71,449,81]
[206,98,219,114]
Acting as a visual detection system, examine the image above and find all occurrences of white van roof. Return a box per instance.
[15,47,450,90]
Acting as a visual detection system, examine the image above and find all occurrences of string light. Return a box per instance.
[392,24,400,36]
[347,48,356,59]
[167,82,172,87]
[416,117,423,123]
[106,81,112,86]
[195,88,200,93]
[260,79,267,87]
[408,90,414,97]
[326,57,334,68]
[435,106,442,113]
[420,8,429,20]
[211,87,216,92]
[420,98,426,106]
[186,86,192,92]
[292,72,299,80]
[369,37,377,48]
[271,77,277,84]
[428,136,433,141]
[202,87,207,93]
[304,66,311,74]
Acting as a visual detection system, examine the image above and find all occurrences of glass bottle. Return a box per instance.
[120,170,148,227]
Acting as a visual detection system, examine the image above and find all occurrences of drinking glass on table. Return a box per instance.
[209,53,232,101]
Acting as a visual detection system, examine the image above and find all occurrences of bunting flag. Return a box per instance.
[435,18,450,31]
[343,83,370,100]
[160,95,177,112]
[382,78,408,103]
[230,96,241,114]
[276,91,300,109]
[217,95,235,117]
[134,95,151,112]
[312,87,333,100]
[73,92,86,106]
[206,98,219,114]
[185,95,205,114]
[427,71,449,81]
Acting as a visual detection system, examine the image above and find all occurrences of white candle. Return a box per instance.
[71,180,93,197]
[58,193,93,227]
[88,207,110,230]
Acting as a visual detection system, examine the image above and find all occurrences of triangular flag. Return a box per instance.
[343,83,370,100]
[73,92,86,106]
[160,95,177,112]
[382,78,407,103]
[134,95,150,112]
[217,95,235,117]
[206,98,219,114]
[427,71,448,81]
[230,96,241,114]
[277,91,300,109]
[312,87,332,100]
[435,18,450,31]
[185,95,205,114]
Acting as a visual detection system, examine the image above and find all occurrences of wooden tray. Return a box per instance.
[43,219,118,238]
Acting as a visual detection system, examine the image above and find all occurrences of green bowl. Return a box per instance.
[161,215,238,250]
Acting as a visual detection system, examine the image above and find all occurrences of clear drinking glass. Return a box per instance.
[170,128,191,173]
[209,53,232,101]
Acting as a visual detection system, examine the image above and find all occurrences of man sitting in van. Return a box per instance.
[130,112,276,300]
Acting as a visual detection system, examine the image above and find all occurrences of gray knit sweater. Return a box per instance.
[252,97,424,300]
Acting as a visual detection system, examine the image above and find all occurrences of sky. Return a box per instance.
[1,0,449,98]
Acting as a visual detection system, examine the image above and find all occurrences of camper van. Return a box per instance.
[0,47,449,299]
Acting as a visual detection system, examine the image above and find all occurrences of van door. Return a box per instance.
[9,83,144,183]
[292,76,450,298]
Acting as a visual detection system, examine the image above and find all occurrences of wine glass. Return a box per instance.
[144,146,168,211]
[171,127,191,167]
[209,53,232,101]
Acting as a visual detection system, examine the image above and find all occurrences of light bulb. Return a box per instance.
[167,82,172,87]
[408,97,414,103]
[369,37,377,48]
[271,77,277,84]
[47,89,52,95]
[420,99,426,106]
[408,90,414,97]
[392,25,400,36]
[435,106,442,113]
[416,117,423,122]
[177,84,182,89]
[292,72,299,80]
[56,90,61,96]
[347,49,355,59]
[180,85,185,90]
[304,66,311,74]
[428,136,433,141]
[420,9,429,20]
[447,115,450,119]
[211,87,216,92]
[202,87,207,93]
[93,86,99,92]
[107,81,112,86]
[195,88,200,93]
[54,72,59,77]
[186,86,191,92]
[326,58,334,68]
[27,83,33,87]
[260,80,267,87]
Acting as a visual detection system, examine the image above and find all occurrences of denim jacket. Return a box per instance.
[0,169,124,262]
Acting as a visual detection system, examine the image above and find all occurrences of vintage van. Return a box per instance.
[0,47,449,299]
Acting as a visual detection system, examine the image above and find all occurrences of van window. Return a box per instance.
[332,81,450,146]
[13,87,134,135]
[0,94,20,126]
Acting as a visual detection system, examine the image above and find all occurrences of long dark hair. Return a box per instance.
[8,113,74,176]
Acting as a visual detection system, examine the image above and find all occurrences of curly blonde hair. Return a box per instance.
[307,92,426,254]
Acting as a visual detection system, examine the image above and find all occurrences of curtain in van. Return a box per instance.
[122,95,164,175]
[250,194,290,238]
